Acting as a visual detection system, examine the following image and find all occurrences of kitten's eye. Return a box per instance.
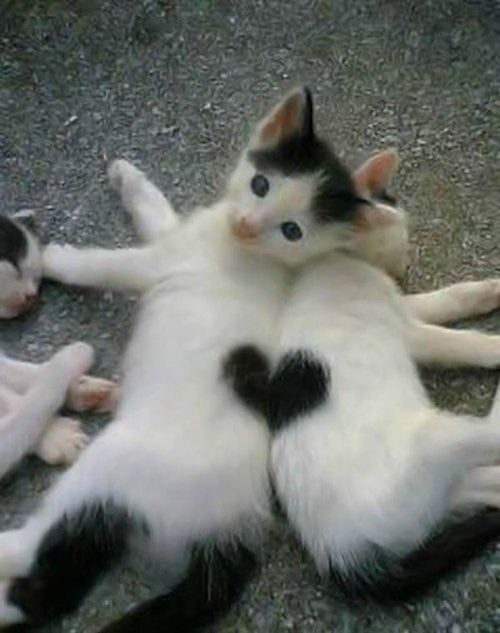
[280,221,303,242]
[250,174,270,198]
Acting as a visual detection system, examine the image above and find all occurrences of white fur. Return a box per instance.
[267,243,500,580]
[0,343,93,480]
[0,159,289,626]
[0,345,117,478]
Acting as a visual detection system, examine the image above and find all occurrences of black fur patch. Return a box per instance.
[8,501,134,624]
[249,130,361,225]
[97,542,257,633]
[0,216,27,270]
[223,345,331,433]
[222,345,271,418]
[268,349,330,432]
[330,508,500,604]
[376,189,397,206]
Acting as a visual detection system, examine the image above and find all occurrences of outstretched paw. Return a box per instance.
[477,279,500,315]
[67,376,119,413]
[42,243,81,283]
[34,417,89,466]
[108,158,144,194]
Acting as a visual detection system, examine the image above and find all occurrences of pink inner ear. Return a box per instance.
[259,92,304,144]
[354,150,399,195]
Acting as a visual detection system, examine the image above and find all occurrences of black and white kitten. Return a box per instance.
[228,88,500,603]
[0,108,293,630]
[0,90,409,631]
[0,213,41,319]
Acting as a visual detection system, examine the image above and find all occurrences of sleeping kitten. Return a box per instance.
[0,344,118,478]
[227,87,500,602]
[0,213,41,319]
[0,103,296,630]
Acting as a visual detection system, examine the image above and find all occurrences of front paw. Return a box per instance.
[34,417,89,466]
[42,243,80,283]
[67,376,119,413]
[108,158,144,194]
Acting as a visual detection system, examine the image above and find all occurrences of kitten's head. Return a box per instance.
[0,212,41,319]
[226,87,407,271]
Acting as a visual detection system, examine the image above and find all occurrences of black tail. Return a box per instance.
[97,542,257,633]
[331,508,500,604]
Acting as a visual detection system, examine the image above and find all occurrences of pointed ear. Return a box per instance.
[252,86,314,148]
[355,203,403,233]
[12,209,37,233]
[354,149,399,196]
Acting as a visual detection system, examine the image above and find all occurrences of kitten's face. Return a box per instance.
[226,87,406,270]
[0,215,41,319]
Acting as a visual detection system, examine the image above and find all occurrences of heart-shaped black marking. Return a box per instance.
[222,344,331,432]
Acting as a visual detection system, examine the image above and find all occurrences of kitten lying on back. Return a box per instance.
[227,87,500,603]
[0,213,41,319]
[0,91,408,633]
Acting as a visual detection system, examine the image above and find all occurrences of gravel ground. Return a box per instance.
[1,0,499,631]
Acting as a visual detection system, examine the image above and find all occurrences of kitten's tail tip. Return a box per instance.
[330,507,500,605]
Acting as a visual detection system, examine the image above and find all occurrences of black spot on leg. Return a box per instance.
[8,501,137,625]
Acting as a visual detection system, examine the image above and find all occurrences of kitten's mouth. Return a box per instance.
[230,217,261,242]
[7,296,38,317]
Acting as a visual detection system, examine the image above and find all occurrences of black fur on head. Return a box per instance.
[0,215,27,271]
[249,86,369,225]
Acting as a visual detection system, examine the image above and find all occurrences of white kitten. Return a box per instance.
[227,87,500,603]
[0,213,41,319]
[0,137,291,628]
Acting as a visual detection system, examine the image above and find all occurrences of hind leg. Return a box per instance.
[453,465,500,509]
[0,494,133,627]
[108,159,179,242]
[405,279,500,325]
[408,322,500,368]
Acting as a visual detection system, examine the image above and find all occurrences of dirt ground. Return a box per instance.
[1,1,499,631]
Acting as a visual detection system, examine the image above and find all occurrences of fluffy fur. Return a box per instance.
[0,144,290,630]
[0,212,42,319]
[0,90,401,628]
[228,87,500,602]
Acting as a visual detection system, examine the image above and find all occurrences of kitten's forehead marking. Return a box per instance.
[0,216,28,270]
[248,134,359,225]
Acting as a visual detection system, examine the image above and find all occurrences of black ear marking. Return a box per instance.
[302,86,314,141]
[0,215,28,270]
[13,209,38,233]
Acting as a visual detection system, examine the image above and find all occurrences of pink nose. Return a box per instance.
[231,217,260,241]
[24,291,38,305]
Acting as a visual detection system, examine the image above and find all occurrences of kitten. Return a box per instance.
[0,344,118,478]
[0,212,42,319]
[0,111,295,629]
[227,87,500,603]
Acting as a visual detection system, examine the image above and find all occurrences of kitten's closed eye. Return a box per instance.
[250,174,270,198]
[280,222,303,242]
